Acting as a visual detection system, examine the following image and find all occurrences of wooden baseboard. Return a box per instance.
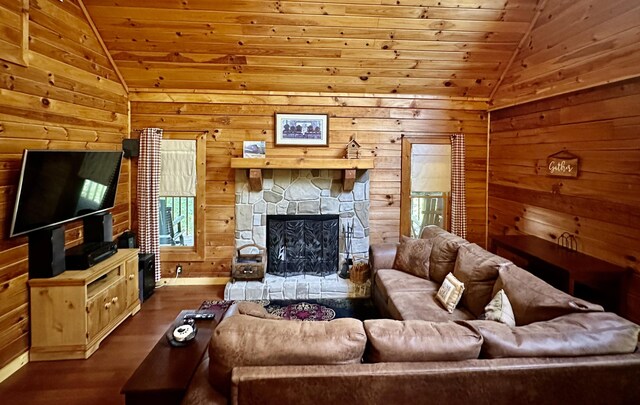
[157,276,230,286]
[0,352,28,383]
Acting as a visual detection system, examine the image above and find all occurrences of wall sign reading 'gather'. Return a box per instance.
[546,150,579,178]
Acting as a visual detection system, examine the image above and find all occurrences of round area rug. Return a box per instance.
[266,301,336,321]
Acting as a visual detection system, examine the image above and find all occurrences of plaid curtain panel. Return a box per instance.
[137,128,163,281]
[450,133,467,239]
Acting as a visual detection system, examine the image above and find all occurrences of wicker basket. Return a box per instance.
[232,244,266,282]
[350,261,370,284]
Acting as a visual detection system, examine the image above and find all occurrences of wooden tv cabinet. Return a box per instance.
[29,249,141,361]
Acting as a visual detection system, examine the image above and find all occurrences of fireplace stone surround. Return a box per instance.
[224,168,371,300]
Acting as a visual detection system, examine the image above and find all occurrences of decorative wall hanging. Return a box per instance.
[345,137,361,159]
[547,150,579,178]
[275,113,329,146]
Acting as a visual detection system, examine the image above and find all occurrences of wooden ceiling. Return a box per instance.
[83,0,542,98]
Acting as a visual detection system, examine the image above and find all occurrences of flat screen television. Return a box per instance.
[10,150,123,237]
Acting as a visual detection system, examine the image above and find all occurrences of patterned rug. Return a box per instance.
[198,298,380,321]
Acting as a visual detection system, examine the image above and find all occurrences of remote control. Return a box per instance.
[184,313,215,320]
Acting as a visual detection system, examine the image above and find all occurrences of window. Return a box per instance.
[401,137,451,237]
[158,136,206,261]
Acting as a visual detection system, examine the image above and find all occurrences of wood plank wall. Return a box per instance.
[0,0,128,370]
[489,77,640,322]
[492,0,640,108]
[130,91,488,278]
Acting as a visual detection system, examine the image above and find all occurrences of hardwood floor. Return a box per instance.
[0,285,225,405]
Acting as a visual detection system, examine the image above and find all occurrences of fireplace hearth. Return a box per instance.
[267,215,339,277]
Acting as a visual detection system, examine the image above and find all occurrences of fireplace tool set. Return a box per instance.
[339,219,354,279]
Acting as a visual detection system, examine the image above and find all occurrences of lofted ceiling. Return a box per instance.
[84,0,543,98]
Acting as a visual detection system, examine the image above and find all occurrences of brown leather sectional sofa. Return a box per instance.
[182,226,640,405]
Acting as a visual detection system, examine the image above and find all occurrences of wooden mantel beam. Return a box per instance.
[232,158,374,192]
[230,157,374,170]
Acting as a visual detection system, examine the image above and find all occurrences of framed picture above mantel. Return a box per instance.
[274,113,329,146]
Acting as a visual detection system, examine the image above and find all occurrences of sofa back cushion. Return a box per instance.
[420,225,468,284]
[466,312,640,358]
[209,315,366,395]
[364,319,482,362]
[392,236,433,279]
[495,263,603,325]
[452,244,511,318]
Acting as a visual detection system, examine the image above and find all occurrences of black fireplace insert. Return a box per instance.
[266,215,339,277]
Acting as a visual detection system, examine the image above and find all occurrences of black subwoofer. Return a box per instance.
[138,253,155,302]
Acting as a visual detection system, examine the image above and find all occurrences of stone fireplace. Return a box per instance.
[224,168,371,300]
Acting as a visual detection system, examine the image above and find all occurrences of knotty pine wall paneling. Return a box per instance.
[130,91,488,278]
[84,0,541,97]
[492,0,640,108]
[0,0,129,370]
[489,77,640,322]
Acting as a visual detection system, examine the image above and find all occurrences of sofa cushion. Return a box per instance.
[436,273,465,313]
[467,312,640,358]
[387,290,474,322]
[420,226,468,284]
[392,236,433,279]
[480,289,516,327]
[375,269,440,305]
[209,315,366,395]
[453,244,510,317]
[495,263,603,325]
[364,319,482,362]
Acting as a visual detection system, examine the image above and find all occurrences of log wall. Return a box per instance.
[489,77,640,322]
[0,0,128,370]
[130,91,488,278]
[491,0,640,108]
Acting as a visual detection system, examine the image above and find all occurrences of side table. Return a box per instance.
[121,309,224,405]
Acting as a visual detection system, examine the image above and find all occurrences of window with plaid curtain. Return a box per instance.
[450,133,467,239]
[137,128,163,281]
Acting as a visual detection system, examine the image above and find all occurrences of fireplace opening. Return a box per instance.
[266,215,339,277]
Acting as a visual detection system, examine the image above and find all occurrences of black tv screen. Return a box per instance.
[10,150,123,237]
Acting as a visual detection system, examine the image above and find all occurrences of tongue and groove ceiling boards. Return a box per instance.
[82,0,542,98]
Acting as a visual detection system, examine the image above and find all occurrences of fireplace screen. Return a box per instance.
[267,215,339,277]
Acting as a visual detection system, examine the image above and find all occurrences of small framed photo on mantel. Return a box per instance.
[243,141,266,158]
[275,113,329,146]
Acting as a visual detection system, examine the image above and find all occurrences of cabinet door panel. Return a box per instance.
[87,289,109,343]
[125,256,139,308]
[107,279,127,323]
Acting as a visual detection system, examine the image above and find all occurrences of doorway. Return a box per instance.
[401,137,451,238]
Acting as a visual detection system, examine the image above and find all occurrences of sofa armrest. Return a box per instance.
[369,243,399,274]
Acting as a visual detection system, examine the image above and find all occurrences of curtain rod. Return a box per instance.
[131,129,209,134]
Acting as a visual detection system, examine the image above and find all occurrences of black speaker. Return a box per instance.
[28,227,65,278]
[84,213,113,243]
[138,253,155,302]
[122,139,140,158]
[117,230,137,248]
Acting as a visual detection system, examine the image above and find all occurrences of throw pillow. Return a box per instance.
[392,236,433,279]
[480,289,516,327]
[436,273,465,313]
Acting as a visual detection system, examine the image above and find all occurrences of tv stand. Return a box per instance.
[29,249,140,361]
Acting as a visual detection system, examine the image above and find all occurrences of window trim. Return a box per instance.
[400,136,451,238]
[159,134,206,262]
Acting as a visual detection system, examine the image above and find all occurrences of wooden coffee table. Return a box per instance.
[121,309,224,405]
